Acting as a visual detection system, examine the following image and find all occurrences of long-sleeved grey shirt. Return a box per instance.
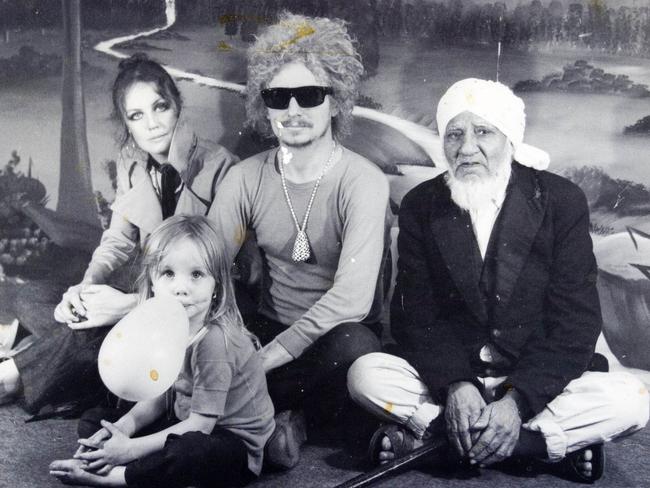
[208,146,390,358]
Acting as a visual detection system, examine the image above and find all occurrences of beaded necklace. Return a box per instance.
[278,143,338,262]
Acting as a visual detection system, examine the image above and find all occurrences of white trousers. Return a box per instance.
[347,352,650,461]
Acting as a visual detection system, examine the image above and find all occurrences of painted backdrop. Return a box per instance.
[1,0,650,370]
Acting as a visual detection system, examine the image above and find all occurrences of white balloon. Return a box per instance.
[98,296,189,401]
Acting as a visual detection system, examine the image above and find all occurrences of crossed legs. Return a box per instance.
[348,353,649,478]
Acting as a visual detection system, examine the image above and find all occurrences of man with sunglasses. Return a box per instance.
[208,13,390,469]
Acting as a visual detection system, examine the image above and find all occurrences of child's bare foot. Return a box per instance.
[49,459,126,487]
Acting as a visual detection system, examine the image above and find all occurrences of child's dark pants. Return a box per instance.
[79,406,256,488]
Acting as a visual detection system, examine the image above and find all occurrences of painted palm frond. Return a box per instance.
[627,227,650,281]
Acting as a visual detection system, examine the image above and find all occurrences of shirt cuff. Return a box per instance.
[190,387,228,417]
[274,327,313,359]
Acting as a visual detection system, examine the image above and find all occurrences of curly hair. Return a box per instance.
[245,12,364,140]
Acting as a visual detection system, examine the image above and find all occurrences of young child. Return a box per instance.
[49,215,275,487]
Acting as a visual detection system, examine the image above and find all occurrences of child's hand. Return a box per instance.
[74,420,136,469]
[75,426,111,457]
[75,426,113,473]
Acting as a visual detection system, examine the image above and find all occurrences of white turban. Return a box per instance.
[436,78,550,170]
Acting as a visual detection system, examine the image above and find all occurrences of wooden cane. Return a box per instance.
[333,437,448,488]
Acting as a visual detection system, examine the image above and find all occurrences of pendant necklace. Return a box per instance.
[278,143,338,262]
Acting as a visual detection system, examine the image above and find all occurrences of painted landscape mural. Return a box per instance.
[1,0,649,374]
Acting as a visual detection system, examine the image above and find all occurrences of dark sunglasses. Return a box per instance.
[261,86,333,109]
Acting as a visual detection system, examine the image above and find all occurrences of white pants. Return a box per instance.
[347,352,650,461]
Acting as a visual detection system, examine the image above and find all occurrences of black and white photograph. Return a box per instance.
[1,1,650,486]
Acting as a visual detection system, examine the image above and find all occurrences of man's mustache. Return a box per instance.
[278,118,313,129]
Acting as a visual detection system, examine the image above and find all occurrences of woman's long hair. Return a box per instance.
[136,215,259,348]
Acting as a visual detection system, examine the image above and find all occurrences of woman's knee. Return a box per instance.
[14,280,66,336]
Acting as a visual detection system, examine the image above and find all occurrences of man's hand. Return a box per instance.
[75,420,136,469]
[445,381,486,457]
[467,394,522,466]
[67,286,137,330]
[260,340,293,373]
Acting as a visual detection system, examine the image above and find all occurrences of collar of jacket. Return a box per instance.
[112,116,209,236]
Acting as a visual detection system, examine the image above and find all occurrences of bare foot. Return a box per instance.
[378,432,424,463]
[49,459,125,487]
[557,445,604,483]
[575,448,593,479]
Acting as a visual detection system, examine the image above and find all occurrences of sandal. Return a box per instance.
[368,423,421,466]
[559,444,605,484]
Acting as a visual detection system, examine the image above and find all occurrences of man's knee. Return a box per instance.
[319,322,381,365]
[557,371,650,441]
[602,372,649,431]
[347,352,393,404]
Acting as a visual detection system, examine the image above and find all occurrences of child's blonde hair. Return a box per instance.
[137,215,258,347]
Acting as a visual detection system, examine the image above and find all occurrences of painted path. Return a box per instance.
[92,0,442,167]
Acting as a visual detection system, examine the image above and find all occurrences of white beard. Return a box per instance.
[446,157,513,213]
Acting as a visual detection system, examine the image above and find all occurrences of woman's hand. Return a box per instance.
[54,284,87,323]
[67,286,137,330]
[75,420,136,469]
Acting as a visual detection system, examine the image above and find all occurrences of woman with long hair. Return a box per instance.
[0,54,238,412]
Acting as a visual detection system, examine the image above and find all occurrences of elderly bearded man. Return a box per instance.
[347,78,649,483]
[209,13,390,469]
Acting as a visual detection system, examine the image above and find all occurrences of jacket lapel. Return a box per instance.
[110,118,212,237]
[167,117,211,214]
[110,163,163,236]
[429,183,488,324]
[166,116,196,182]
[491,163,547,311]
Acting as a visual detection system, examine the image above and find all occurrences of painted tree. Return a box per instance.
[58,0,98,227]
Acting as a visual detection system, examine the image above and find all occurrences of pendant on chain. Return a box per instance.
[292,230,311,262]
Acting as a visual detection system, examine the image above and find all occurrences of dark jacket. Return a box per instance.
[391,162,602,418]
